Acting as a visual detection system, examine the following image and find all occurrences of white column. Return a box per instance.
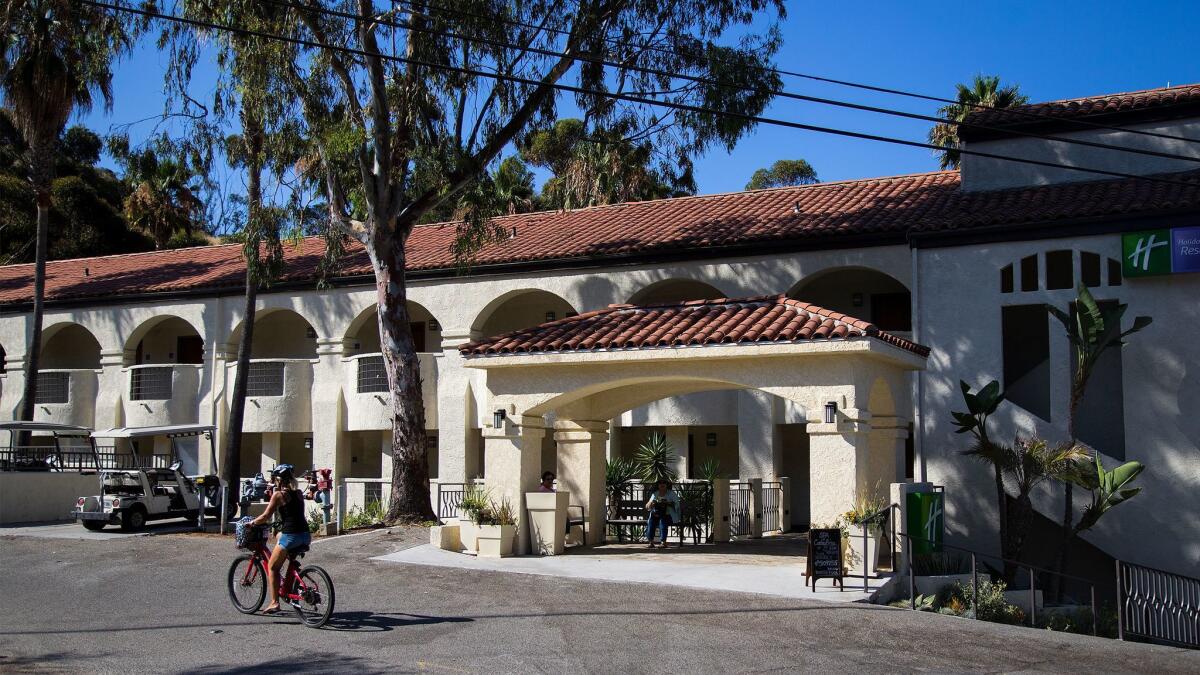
[806,408,872,528]
[712,478,731,543]
[778,476,793,532]
[664,425,689,479]
[738,390,781,480]
[1,351,28,419]
[261,431,281,473]
[869,414,909,499]
[312,338,346,479]
[483,414,546,555]
[749,477,763,539]
[96,348,128,430]
[554,419,608,546]
[436,329,477,483]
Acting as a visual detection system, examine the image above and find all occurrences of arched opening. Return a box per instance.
[125,316,204,366]
[788,268,911,332]
[229,309,318,359]
[628,278,726,305]
[41,324,102,370]
[345,301,443,355]
[473,289,578,338]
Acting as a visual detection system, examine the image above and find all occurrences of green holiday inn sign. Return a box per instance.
[1122,226,1200,277]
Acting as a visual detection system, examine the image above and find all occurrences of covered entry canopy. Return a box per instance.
[460,295,928,554]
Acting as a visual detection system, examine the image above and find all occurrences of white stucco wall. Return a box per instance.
[916,233,1200,576]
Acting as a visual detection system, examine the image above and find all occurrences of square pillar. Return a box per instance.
[738,390,781,480]
[749,478,764,538]
[436,331,476,482]
[554,419,608,546]
[483,414,546,555]
[869,415,910,499]
[806,412,871,528]
[664,426,689,479]
[778,476,792,532]
[260,432,281,473]
[313,337,348,481]
[712,478,731,542]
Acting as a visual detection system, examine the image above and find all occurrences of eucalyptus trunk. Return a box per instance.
[16,143,51,449]
[374,234,436,523]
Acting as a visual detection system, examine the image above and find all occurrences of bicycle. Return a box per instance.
[228,524,335,628]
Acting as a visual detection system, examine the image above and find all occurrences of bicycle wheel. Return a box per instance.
[227,555,266,614]
[290,565,335,628]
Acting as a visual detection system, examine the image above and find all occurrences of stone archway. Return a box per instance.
[460,295,926,553]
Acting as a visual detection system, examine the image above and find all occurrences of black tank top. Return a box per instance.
[278,489,308,534]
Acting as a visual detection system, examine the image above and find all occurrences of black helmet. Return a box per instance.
[270,464,295,480]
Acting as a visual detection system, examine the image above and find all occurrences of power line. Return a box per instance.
[81,0,1200,190]
[266,0,1200,166]
[394,0,1200,146]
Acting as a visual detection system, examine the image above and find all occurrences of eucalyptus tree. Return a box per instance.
[182,0,784,521]
[0,0,139,434]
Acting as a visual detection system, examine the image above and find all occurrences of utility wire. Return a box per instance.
[394,0,1200,146]
[267,0,1200,165]
[82,0,1200,190]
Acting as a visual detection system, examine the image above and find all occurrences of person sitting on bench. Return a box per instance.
[645,479,679,549]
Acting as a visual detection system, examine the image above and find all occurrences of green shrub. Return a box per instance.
[953,580,1026,625]
[343,499,386,529]
[1038,605,1118,638]
[307,507,323,534]
[912,551,971,576]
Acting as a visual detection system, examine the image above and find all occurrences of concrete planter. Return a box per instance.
[458,520,479,553]
[476,524,515,558]
[914,573,974,597]
[526,491,568,555]
[430,525,461,551]
[846,524,882,576]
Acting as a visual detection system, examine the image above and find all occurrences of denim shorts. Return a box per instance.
[277,532,312,551]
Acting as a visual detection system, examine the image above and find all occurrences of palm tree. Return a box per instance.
[491,156,536,215]
[120,147,206,249]
[929,75,1028,170]
[1,0,135,435]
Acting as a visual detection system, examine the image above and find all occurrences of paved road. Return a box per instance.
[1,528,1197,674]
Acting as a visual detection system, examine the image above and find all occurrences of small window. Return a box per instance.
[1020,255,1039,292]
[1108,258,1123,286]
[1002,305,1051,421]
[1045,250,1074,290]
[1000,264,1014,294]
[1081,252,1102,288]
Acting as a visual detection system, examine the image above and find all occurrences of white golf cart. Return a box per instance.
[71,424,227,532]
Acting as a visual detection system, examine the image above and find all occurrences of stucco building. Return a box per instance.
[2,84,1198,573]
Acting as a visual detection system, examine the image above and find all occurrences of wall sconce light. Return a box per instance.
[304,438,313,450]
[706,432,717,447]
[493,408,507,429]
[824,401,838,424]
[851,293,864,307]
[545,311,556,322]
[428,320,440,331]
[305,326,317,339]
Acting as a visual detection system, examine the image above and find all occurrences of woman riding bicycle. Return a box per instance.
[249,464,310,615]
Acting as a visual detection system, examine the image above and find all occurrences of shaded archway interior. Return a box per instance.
[788,268,911,332]
[127,316,203,366]
[41,323,102,369]
[229,309,318,359]
[475,290,578,338]
[628,278,726,305]
[345,300,443,354]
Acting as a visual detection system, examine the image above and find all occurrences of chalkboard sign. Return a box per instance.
[806,528,844,591]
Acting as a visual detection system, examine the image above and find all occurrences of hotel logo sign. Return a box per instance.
[1122,227,1200,277]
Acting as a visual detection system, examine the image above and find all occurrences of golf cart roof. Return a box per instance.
[0,421,92,436]
[92,424,216,439]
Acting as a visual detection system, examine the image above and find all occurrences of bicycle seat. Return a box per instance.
[289,544,310,557]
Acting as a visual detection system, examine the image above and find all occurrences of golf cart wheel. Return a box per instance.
[228,555,266,614]
[81,520,106,532]
[291,565,335,628]
[120,506,147,532]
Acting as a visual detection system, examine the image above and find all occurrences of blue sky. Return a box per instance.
[80,0,1200,198]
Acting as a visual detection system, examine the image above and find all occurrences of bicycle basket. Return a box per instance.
[234,517,266,549]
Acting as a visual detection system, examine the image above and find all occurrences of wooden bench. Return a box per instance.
[605,487,707,546]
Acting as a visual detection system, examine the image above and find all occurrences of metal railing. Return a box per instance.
[356,355,389,393]
[436,482,467,520]
[130,366,173,400]
[1118,560,1200,648]
[246,362,285,397]
[35,372,70,404]
[729,481,752,537]
[762,481,782,533]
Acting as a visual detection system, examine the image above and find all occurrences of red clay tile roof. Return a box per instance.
[459,295,929,357]
[3,165,1200,307]
[964,83,1200,129]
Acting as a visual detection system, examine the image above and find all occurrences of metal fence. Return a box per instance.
[0,445,170,471]
[35,372,70,404]
[437,482,467,520]
[1118,560,1200,648]
[246,362,285,396]
[357,356,389,393]
[762,481,782,533]
[130,367,173,400]
[729,481,752,537]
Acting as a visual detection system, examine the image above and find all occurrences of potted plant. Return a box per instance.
[476,497,518,558]
[457,486,489,553]
[911,551,974,596]
[842,491,887,576]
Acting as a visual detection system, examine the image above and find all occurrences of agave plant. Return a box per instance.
[604,457,638,516]
[633,433,678,485]
[695,457,723,482]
